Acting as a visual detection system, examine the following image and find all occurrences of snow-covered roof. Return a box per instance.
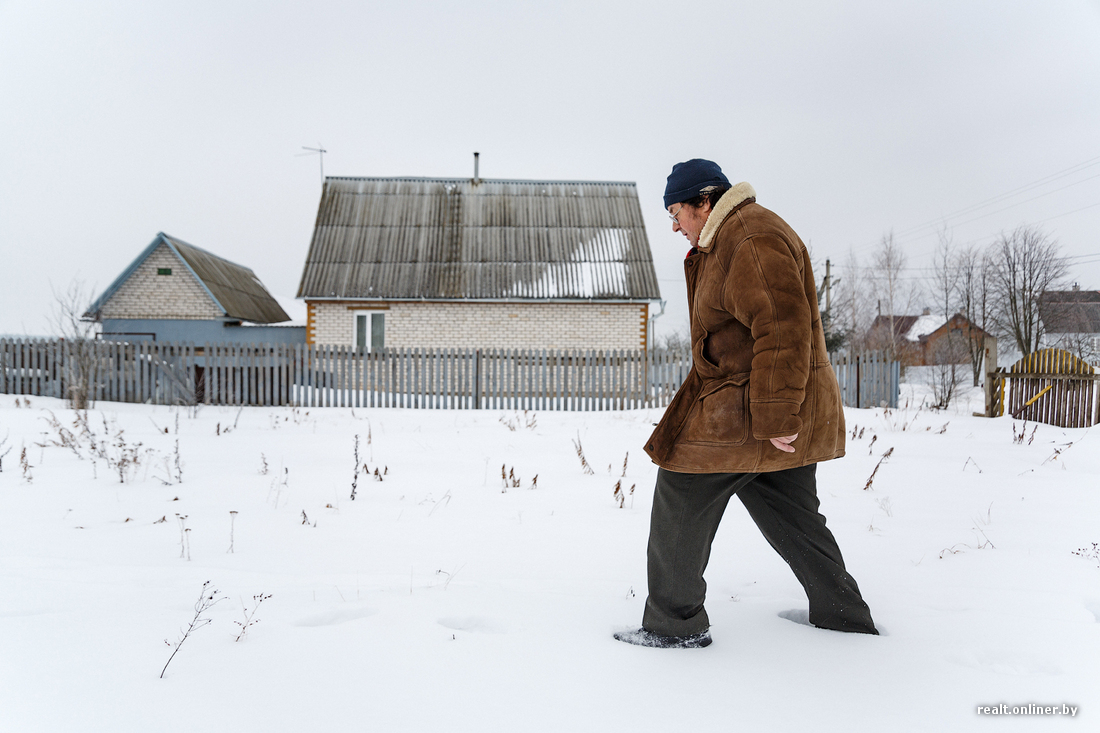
[905,314,947,342]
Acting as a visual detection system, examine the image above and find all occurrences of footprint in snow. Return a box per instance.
[778,609,888,636]
[295,606,378,627]
[778,609,811,627]
[438,616,507,634]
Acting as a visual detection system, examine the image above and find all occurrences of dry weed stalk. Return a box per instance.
[176,514,191,560]
[234,593,272,642]
[1042,438,1078,466]
[160,581,223,678]
[172,439,183,483]
[613,480,636,509]
[0,433,11,472]
[499,411,538,431]
[19,445,32,482]
[572,433,594,475]
[350,434,360,500]
[269,467,289,508]
[1011,421,1037,445]
[1072,543,1100,568]
[227,511,238,553]
[500,464,522,492]
[875,497,893,517]
[862,446,894,491]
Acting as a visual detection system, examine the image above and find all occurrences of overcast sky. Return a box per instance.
[2,0,1099,339]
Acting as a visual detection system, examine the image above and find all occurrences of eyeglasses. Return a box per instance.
[668,204,684,223]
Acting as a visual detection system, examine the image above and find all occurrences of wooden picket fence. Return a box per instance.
[1,339,897,412]
[989,347,1099,427]
[0,339,693,411]
[829,350,900,409]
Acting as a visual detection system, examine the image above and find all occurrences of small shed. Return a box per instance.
[85,232,304,344]
[296,174,661,351]
[1039,289,1100,363]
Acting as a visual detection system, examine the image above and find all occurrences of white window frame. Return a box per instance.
[352,310,386,352]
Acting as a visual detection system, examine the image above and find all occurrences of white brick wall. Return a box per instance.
[308,301,648,350]
[100,244,221,319]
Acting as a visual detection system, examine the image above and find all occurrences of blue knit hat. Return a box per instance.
[663,159,730,208]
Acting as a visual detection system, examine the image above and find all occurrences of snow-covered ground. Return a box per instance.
[1,381,1097,732]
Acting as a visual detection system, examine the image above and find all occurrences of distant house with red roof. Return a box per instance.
[866,310,995,367]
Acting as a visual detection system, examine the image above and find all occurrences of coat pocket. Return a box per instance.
[681,372,750,445]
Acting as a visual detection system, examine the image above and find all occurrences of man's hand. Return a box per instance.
[769,433,798,453]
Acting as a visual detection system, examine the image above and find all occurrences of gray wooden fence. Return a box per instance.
[0,339,693,411]
[1,339,897,411]
[829,349,901,409]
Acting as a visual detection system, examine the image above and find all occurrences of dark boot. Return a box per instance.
[613,628,712,648]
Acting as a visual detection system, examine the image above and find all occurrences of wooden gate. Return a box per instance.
[992,348,1099,427]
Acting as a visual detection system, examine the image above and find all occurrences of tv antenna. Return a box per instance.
[296,143,327,183]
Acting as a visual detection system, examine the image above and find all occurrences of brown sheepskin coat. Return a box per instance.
[644,183,845,473]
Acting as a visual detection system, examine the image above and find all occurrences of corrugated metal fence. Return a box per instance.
[0,339,896,411]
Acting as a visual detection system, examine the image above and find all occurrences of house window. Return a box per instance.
[157,268,172,275]
[354,312,385,352]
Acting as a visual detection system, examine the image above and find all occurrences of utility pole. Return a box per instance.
[824,258,832,317]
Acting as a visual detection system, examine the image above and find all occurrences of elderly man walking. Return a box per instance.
[615,159,877,648]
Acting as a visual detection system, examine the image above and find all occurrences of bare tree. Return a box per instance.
[1049,329,1100,364]
[956,243,995,386]
[867,232,919,361]
[930,230,960,327]
[987,225,1066,358]
[49,279,100,409]
[834,248,875,352]
[657,327,690,352]
[927,231,964,408]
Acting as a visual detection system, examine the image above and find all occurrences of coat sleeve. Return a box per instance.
[724,234,811,440]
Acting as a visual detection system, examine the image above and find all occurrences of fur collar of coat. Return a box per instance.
[696,182,756,252]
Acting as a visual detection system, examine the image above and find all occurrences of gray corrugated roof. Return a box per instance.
[1039,290,1100,333]
[296,177,661,301]
[164,235,289,323]
[86,233,290,324]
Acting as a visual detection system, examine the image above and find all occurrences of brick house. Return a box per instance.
[295,174,661,351]
[1039,289,1100,363]
[866,310,995,367]
[85,232,304,344]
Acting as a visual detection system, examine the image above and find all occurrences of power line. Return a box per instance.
[893,153,1100,239]
[896,172,1100,239]
[847,153,1100,255]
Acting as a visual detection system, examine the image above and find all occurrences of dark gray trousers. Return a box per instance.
[642,464,877,636]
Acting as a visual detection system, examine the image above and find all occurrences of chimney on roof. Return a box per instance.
[473,152,480,185]
[922,307,931,316]
[1073,282,1080,291]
